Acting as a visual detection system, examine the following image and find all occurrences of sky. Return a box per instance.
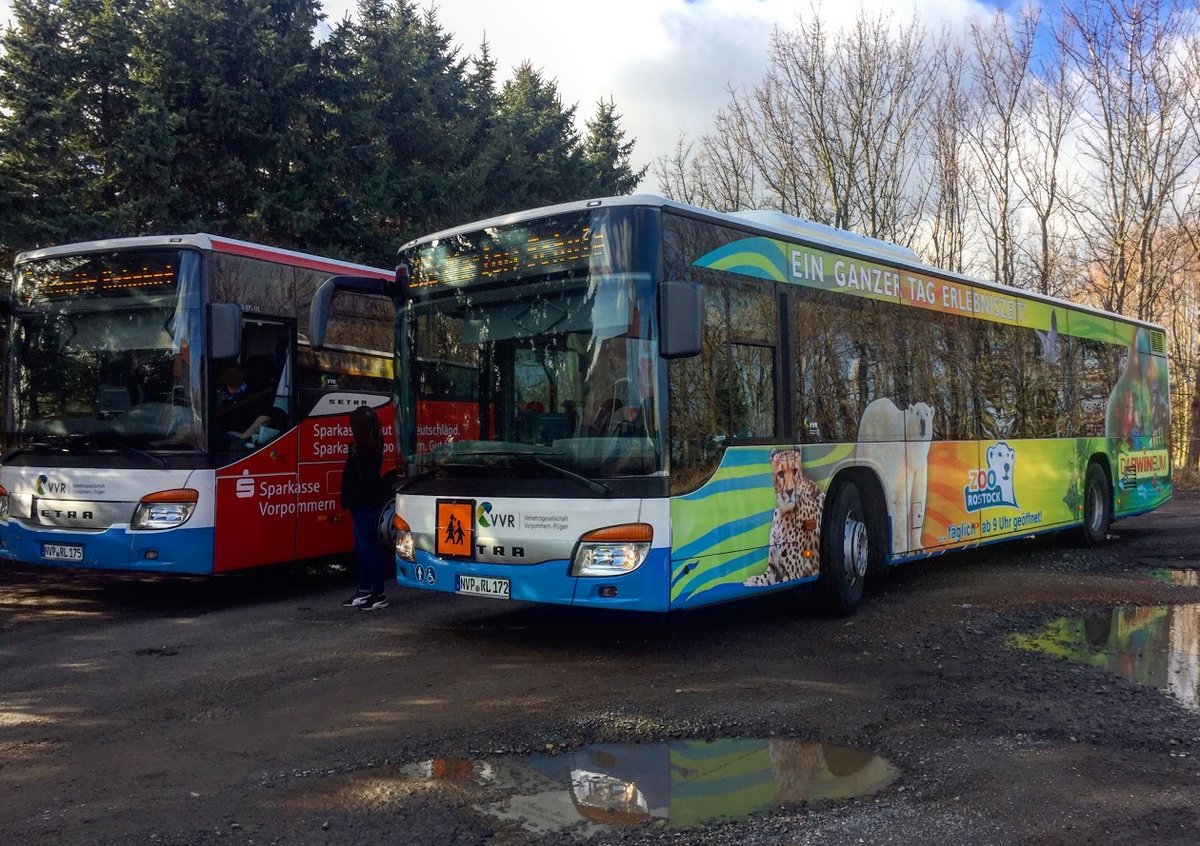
[0,0,1003,190]
[324,0,1001,190]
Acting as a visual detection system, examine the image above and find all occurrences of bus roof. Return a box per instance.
[399,194,1163,332]
[15,234,393,281]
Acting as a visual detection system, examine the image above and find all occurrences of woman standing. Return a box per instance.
[341,404,389,610]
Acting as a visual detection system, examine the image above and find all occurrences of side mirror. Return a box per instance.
[394,263,411,303]
[659,279,702,359]
[209,303,242,360]
[309,274,398,351]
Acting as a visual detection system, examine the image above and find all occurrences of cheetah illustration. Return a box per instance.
[744,448,824,586]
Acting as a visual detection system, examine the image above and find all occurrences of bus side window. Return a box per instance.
[791,288,864,442]
[297,284,393,418]
[668,280,730,494]
[728,279,777,440]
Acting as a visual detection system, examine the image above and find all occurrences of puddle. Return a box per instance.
[1012,604,1200,711]
[1145,568,1200,587]
[399,738,899,835]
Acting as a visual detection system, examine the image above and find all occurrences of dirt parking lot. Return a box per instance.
[2,497,1200,845]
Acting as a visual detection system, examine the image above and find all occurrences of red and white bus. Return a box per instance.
[0,235,398,573]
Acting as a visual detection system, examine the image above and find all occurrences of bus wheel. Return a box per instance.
[1077,461,1111,547]
[819,481,872,615]
[377,495,397,555]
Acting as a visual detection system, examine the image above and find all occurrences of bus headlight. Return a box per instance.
[571,523,652,577]
[394,513,414,561]
[132,489,198,530]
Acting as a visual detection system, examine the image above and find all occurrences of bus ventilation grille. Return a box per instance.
[1150,330,1166,355]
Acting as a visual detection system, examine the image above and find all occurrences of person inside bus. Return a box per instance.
[230,405,288,448]
[217,365,248,407]
[587,397,623,436]
[216,364,272,448]
[341,404,389,610]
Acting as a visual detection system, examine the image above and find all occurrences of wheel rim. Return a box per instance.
[843,513,869,582]
[1086,479,1105,534]
[377,498,397,551]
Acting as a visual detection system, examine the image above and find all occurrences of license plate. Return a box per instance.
[455,575,510,600]
[41,543,84,561]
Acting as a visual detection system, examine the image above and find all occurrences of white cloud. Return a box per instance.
[2,0,1000,191]
[329,0,998,191]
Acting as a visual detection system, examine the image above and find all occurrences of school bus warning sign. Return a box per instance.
[436,499,474,558]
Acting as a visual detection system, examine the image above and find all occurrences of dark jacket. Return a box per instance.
[341,441,384,509]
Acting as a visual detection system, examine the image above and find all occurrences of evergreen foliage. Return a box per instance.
[0,0,643,269]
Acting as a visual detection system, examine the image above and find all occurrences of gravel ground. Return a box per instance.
[2,497,1199,845]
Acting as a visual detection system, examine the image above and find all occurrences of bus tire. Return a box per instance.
[819,480,874,616]
[1077,461,1111,547]
[376,491,398,557]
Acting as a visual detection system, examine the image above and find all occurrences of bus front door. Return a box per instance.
[213,318,299,571]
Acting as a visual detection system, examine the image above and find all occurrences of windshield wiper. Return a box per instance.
[1,441,65,463]
[56,435,167,468]
[529,455,611,495]
[98,437,167,468]
[436,449,611,495]
[393,466,440,493]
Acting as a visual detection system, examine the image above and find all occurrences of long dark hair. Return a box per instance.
[349,404,382,454]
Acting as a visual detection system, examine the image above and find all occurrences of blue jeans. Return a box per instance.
[351,507,387,595]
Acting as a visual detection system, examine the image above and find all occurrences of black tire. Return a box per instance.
[819,481,875,615]
[1077,461,1111,547]
[376,493,397,556]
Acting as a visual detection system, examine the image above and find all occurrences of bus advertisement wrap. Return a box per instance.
[694,235,1136,347]
[387,196,1172,615]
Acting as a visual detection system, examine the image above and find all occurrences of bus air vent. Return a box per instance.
[1150,330,1166,355]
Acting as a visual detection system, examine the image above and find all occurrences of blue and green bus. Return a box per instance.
[326,195,1171,613]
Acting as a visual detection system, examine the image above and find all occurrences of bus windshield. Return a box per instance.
[6,249,205,451]
[401,210,662,481]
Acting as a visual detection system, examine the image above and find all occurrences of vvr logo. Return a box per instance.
[477,502,515,528]
[35,474,67,497]
[235,470,255,499]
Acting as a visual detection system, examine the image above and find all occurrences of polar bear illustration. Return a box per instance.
[856,398,935,553]
[904,402,934,549]
[857,397,905,442]
[985,441,1017,506]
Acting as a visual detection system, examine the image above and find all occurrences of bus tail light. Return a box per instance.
[394,514,414,561]
[132,489,198,530]
[571,523,653,577]
[0,485,8,520]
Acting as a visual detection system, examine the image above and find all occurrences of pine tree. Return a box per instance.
[0,0,73,258]
[139,0,325,243]
[582,97,646,196]
[0,0,152,259]
[316,0,477,262]
[496,62,584,208]
[444,39,504,223]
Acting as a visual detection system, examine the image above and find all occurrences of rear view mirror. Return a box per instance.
[209,303,242,360]
[309,274,398,351]
[659,279,702,359]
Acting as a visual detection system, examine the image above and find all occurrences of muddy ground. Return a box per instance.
[2,497,1200,845]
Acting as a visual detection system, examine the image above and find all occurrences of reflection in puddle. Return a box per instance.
[401,739,898,835]
[1012,604,1200,711]
[1146,568,1200,587]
